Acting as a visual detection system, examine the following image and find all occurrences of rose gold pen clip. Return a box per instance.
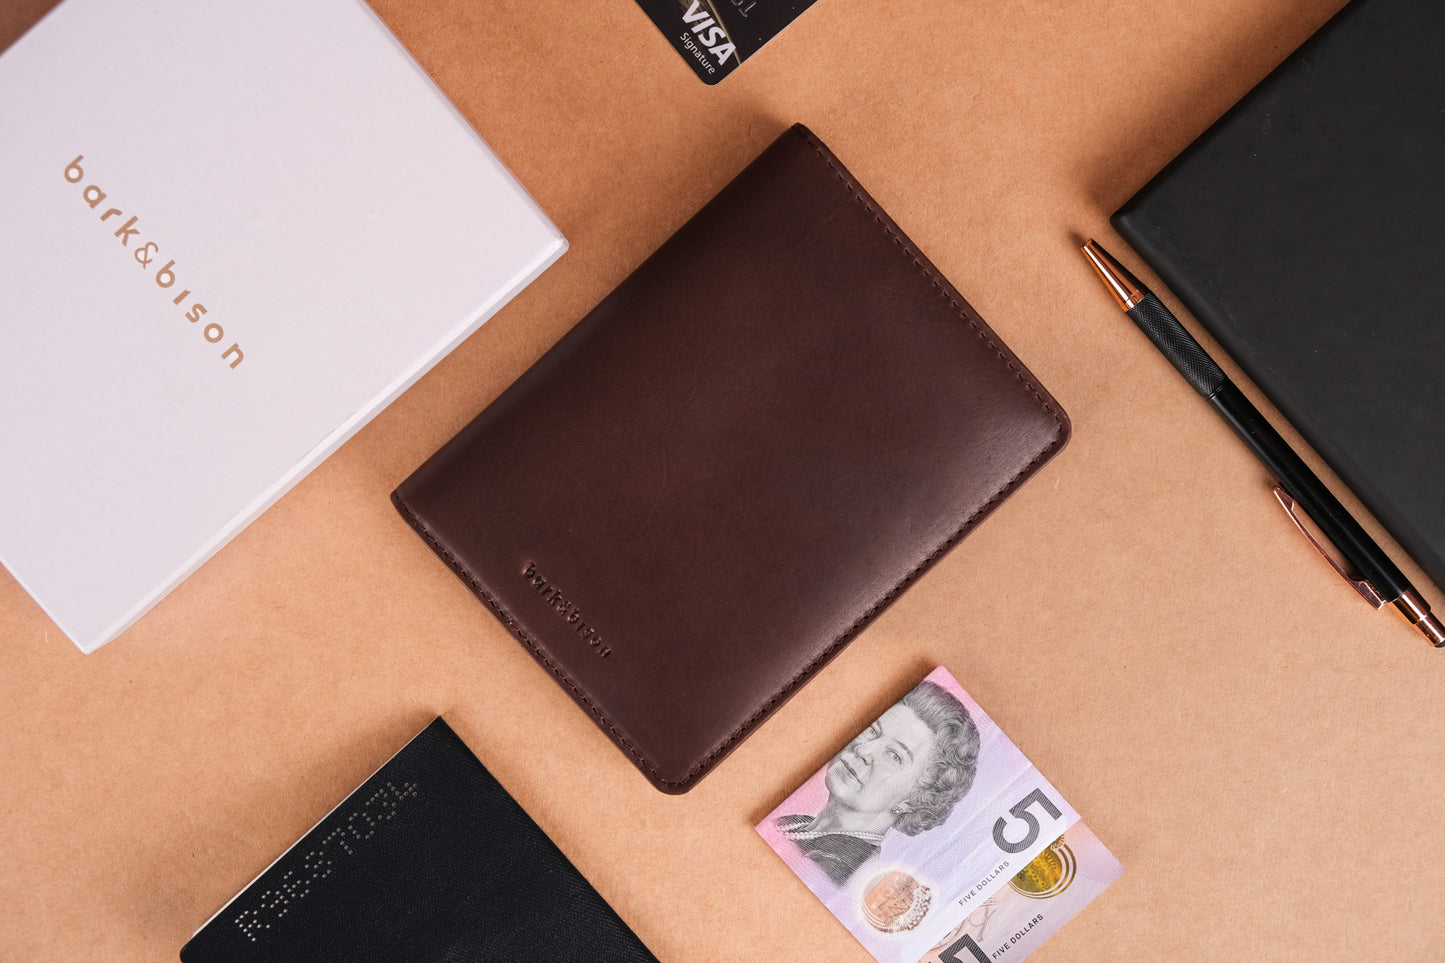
[1273,487,1385,608]
[1274,487,1445,644]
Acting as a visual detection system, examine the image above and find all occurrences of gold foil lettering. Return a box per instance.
[71,153,246,372]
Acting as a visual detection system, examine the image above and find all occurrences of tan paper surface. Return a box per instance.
[6,1,1442,960]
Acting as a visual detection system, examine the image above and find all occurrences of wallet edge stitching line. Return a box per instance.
[388,492,666,779]
[793,124,1068,436]
[393,432,1065,793]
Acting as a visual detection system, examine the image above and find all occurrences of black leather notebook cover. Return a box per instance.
[180,719,657,962]
[393,124,1070,794]
[1113,0,1445,590]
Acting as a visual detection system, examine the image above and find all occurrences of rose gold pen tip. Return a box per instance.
[1080,239,1145,311]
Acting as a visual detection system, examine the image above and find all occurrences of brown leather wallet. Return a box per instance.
[393,124,1069,793]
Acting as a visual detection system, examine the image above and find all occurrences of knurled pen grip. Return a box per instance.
[1126,293,1227,398]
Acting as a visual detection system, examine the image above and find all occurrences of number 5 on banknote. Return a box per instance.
[994,789,1064,854]
[757,667,1121,963]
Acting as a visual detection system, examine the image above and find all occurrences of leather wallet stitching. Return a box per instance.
[395,129,1068,790]
[645,132,1071,786]
[669,433,1062,775]
[794,125,1066,435]
[391,493,666,777]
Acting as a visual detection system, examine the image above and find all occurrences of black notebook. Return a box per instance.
[181,719,658,962]
[1114,0,1445,591]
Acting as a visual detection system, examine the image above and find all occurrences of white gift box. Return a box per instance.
[0,0,566,651]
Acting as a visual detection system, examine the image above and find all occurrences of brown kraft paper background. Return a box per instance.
[3,0,1440,960]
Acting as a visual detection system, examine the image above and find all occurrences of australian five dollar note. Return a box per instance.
[756,667,1122,962]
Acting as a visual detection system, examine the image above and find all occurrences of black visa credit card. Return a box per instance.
[633,0,823,84]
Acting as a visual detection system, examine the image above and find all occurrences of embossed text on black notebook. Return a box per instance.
[180,718,657,962]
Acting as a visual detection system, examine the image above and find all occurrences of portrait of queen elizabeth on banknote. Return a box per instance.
[772,679,981,886]
[758,667,1114,963]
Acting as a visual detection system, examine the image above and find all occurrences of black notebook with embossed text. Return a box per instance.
[180,718,657,962]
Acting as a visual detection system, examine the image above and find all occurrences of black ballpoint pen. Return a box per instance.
[1082,238,1445,647]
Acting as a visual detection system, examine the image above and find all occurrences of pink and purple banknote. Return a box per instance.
[757,667,1122,962]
